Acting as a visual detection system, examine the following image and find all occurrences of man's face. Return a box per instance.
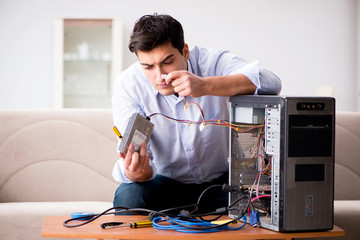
[137,42,189,96]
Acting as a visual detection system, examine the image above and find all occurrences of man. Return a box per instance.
[112,14,281,214]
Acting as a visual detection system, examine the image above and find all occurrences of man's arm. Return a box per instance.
[112,65,157,183]
[167,71,256,97]
[174,47,282,97]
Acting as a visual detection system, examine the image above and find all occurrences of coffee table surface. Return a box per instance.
[41,215,345,240]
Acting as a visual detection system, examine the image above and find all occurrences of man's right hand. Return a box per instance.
[122,142,152,182]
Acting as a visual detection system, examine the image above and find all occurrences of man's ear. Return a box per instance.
[182,43,190,61]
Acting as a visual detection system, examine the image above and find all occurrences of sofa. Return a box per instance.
[0,109,119,240]
[0,109,359,240]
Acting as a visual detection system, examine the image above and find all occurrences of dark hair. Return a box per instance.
[129,14,185,54]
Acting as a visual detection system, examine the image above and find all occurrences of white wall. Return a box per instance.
[0,0,357,111]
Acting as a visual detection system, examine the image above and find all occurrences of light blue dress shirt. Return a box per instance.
[112,46,281,184]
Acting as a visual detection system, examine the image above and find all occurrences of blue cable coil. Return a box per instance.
[152,216,247,233]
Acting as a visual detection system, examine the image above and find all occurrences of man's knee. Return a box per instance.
[113,182,150,209]
[113,175,182,213]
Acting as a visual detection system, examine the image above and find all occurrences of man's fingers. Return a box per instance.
[128,152,140,172]
[122,142,151,181]
[174,83,190,96]
[124,143,146,172]
[123,142,150,176]
[139,142,149,170]
[165,70,186,85]
[123,144,134,168]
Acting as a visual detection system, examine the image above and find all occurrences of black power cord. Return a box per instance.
[63,183,251,232]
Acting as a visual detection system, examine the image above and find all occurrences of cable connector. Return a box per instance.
[222,184,247,193]
[179,209,190,216]
[250,210,260,227]
[222,184,236,192]
[199,122,206,131]
[215,207,227,214]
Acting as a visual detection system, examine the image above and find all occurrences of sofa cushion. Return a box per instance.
[0,109,119,202]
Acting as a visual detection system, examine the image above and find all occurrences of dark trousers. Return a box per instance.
[113,172,228,215]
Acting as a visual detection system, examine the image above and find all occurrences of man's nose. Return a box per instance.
[156,70,167,81]
[154,68,162,81]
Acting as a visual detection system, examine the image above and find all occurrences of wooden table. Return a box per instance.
[41,215,345,240]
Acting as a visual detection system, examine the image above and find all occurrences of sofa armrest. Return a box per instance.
[334,200,360,240]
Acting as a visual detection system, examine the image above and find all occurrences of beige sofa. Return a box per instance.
[332,112,360,240]
[0,110,359,240]
[0,109,119,240]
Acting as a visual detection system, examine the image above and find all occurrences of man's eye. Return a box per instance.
[144,66,153,70]
[163,60,173,65]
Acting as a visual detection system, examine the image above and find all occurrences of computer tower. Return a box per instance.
[228,95,335,232]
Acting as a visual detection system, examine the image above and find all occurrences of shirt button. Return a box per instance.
[186,147,193,151]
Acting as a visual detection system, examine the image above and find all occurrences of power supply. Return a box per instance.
[118,113,154,155]
[228,95,335,232]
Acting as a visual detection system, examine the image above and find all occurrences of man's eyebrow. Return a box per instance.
[140,54,174,67]
[160,54,174,63]
[140,62,152,67]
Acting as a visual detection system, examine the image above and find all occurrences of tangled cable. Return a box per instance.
[63,184,251,233]
[152,215,247,233]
